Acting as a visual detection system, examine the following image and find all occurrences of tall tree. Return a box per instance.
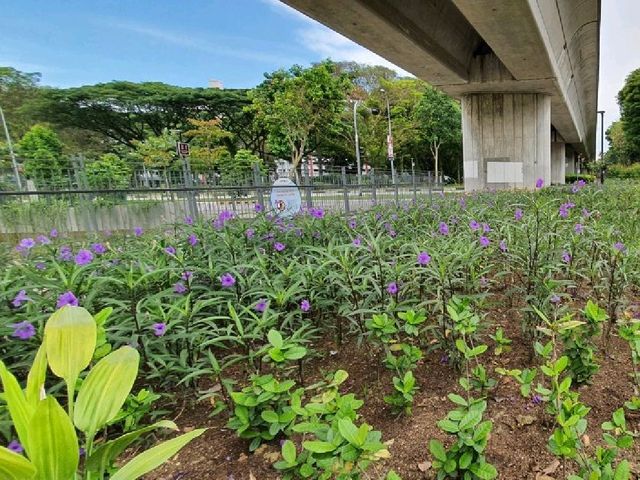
[618,68,640,163]
[605,121,631,165]
[0,67,41,139]
[251,61,351,176]
[28,82,250,148]
[414,86,461,179]
[17,124,69,189]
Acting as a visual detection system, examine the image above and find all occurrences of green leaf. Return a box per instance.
[44,306,97,388]
[0,446,36,479]
[303,440,337,453]
[0,360,33,455]
[86,420,178,475]
[455,339,468,354]
[333,370,348,385]
[28,396,79,480]
[267,329,283,349]
[613,460,630,480]
[447,394,467,406]
[260,410,279,423]
[429,439,447,462]
[110,429,206,480]
[74,347,140,437]
[459,450,473,469]
[26,345,47,408]
[554,356,569,374]
[284,346,307,360]
[470,462,498,479]
[281,440,296,464]
[337,418,361,447]
[437,419,459,433]
[93,307,113,327]
[459,409,482,431]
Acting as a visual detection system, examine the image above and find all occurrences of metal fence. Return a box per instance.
[0,161,445,236]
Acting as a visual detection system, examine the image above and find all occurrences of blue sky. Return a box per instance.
[1,0,639,138]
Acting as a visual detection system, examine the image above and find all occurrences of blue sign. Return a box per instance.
[270,178,302,217]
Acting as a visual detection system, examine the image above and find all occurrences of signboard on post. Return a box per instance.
[386,134,394,159]
[176,142,190,157]
[270,178,301,218]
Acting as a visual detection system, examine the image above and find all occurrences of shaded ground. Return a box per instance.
[144,296,640,480]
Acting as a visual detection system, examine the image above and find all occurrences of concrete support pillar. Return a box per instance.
[462,93,551,191]
[551,141,566,184]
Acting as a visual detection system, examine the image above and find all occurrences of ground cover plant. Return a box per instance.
[1,180,640,478]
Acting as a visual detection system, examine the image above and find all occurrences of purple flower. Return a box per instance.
[255,299,268,313]
[482,223,491,233]
[57,291,79,308]
[550,294,561,304]
[59,245,73,261]
[300,299,311,312]
[12,290,31,308]
[181,271,193,281]
[7,440,23,454]
[614,242,626,252]
[74,249,94,266]
[387,282,398,295]
[532,394,543,405]
[164,246,176,256]
[499,240,507,252]
[16,238,35,252]
[348,219,357,229]
[479,236,490,247]
[174,282,187,294]
[574,223,584,234]
[469,220,480,231]
[535,178,544,189]
[274,242,286,252]
[36,235,50,245]
[220,273,235,288]
[417,251,431,265]
[480,276,489,288]
[50,228,58,238]
[582,208,591,218]
[188,234,198,246]
[438,222,449,236]
[562,250,572,264]
[254,203,263,213]
[459,197,466,208]
[152,322,167,337]
[353,237,362,247]
[310,207,325,219]
[134,227,143,237]
[185,215,193,225]
[9,322,35,340]
[514,208,523,221]
[388,230,397,238]
[214,210,234,229]
[35,262,46,271]
[91,243,106,254]
[245,228,255,239]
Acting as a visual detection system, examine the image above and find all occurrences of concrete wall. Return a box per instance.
[462,93,551,190]
[551,142,566,184]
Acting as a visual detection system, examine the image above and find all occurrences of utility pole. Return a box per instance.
[380,88,396,184]
[0,105,23,190]
[598,110,605,183]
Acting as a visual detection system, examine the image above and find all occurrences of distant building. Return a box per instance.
[208,79,224,89]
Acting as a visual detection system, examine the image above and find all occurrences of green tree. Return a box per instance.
[183,118,232,172]
[605,121,631,165]
[85,153,132,189]
[0,66,41,139]
[18,124,69,189]
[414,85,461,179]
[219,149,265,187]
[618,68,640,163]
[251,61,351,177]
[29,81,250,148]
[132,129,178,168]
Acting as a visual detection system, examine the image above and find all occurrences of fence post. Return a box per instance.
[393,172,399,206]
[72,154,98,232]
[412,163,417,204]
[371,168,377,205]
[303,161,312,209]
[253,163,265,213]
[428,171,433,204]
[181,154,199,220]
[341,166,350,214]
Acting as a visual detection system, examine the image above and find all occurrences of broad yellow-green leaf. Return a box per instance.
[44,306,96,386]
[85,420,177,475]
[74,347,139,437]
[110,429,206,480]
[26,345,47,408]
[28,396,79,480]
[0,360,33,455]
[0,445,37,479]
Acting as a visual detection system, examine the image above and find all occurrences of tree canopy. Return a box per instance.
[617,68,640,163]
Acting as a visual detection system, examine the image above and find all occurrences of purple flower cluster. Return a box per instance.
[562,250,572,264]
[164,246,176,256]
[213,210,234,229]
[387,282,398,295]
[12,290,31,308]
[220,273,235,288]
[300,299,311,312]
[188,234,198,246]
[559,202,575,219]
[438,222,449,236]
[91,243,106,254]
[75,249,94,266]
[16,238,35,252]
[57,291,79,308]
[309,207,325,219]
[417,251,431,265]
[152,322,167,337]
[255,298,268,313]
[274,242,286,252]
[514,208,523,221]
[535,178,544,189]
[9,321,35,340]
[59,246,73,261]
[174,282,187,294]
[499,239,508,252]
[479,236,490,247]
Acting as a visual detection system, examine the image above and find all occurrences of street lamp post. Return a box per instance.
[351,99,362,188]
[380,88,396,184]
[0,105,23,190]
[597,110,605,183]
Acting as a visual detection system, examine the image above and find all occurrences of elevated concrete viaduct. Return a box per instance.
[281,0,601,190]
